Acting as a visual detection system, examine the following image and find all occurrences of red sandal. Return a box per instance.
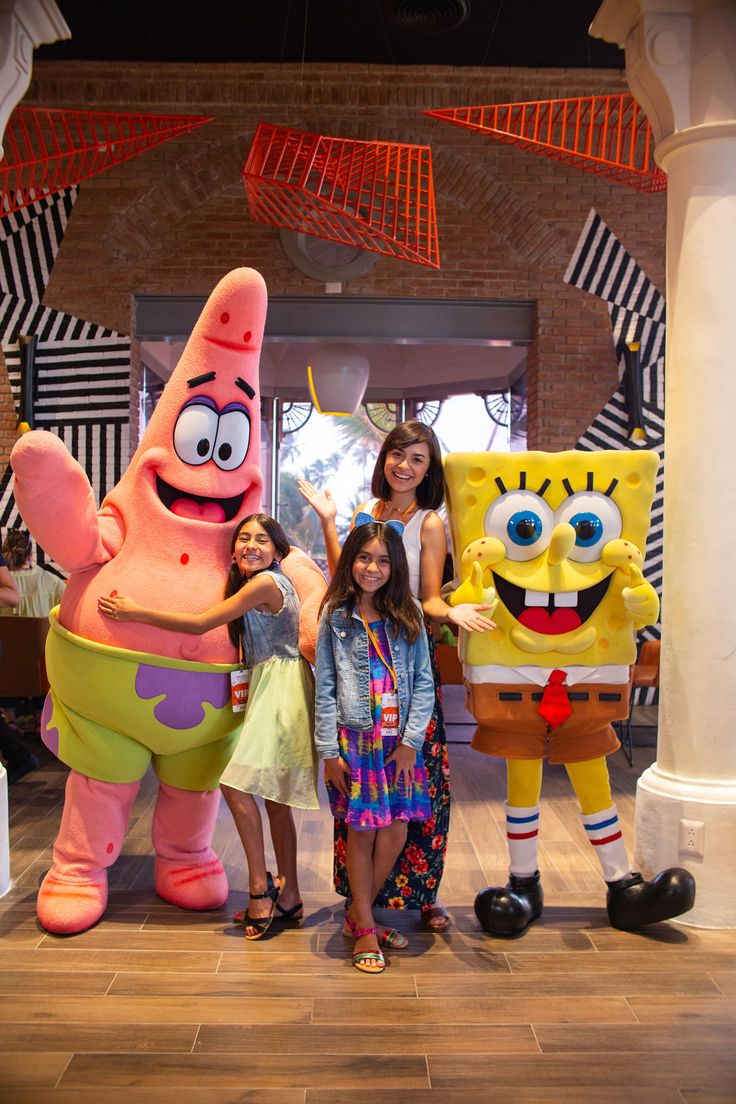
[343,912,408,948]
[352,926,385,974]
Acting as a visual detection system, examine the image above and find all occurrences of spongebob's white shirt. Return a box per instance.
[464,664,629,686]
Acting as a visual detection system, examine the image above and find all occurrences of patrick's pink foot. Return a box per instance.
[37,867,108,934]
[154,855,228,910]
[152,782,228,911]
[38,771,140,935]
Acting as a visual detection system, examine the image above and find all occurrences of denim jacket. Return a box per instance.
[314,600,435,760]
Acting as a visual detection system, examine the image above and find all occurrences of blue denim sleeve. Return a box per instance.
[401,626,434,751]
[314,612,340,760]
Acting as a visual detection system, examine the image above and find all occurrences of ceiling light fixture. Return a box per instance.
[306,344,370,416]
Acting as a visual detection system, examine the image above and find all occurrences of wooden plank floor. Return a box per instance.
[2,724,735,1104]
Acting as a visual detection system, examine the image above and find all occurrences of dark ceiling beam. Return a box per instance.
[135,294,534,345]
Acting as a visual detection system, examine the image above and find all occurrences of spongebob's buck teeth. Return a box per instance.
[524,589,578,608]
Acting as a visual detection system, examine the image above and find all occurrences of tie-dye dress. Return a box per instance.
[326,621,431,831]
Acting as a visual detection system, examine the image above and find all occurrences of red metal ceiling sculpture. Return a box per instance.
[243,123,440,268]
[0,108,213,215]
[426,94,666,194]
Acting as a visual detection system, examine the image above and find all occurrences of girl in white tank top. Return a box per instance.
[298,419,495,931]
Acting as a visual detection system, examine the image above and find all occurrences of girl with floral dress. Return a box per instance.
[314,519,435,973]
[99,513,318,940]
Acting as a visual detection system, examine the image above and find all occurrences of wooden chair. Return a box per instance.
[435,642,463,686]
[619,638,660,766]
[0,616,50,700]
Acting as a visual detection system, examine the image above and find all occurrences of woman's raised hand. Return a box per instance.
[97,594,140,622]
[297,479,337,522]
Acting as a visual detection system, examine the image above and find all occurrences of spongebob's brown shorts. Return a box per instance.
[466,680,628,764]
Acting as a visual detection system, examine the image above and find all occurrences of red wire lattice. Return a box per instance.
[0,108,213,215]
[243,123,440,268]
[426,94,666,194]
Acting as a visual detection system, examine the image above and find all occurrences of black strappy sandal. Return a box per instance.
[274,899,303,924]
[241,872,284,940]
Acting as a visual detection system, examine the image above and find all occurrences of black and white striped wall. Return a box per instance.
[564,208,666,702]
[0,187,131,568]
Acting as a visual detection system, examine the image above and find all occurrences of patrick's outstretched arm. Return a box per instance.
[281,546,327,666]
[11,431,123,572]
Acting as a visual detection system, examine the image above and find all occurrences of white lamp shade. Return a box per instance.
[307,344,370,416]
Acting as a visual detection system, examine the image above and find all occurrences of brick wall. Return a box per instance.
[0,60,667,466]
[0,347,16,462]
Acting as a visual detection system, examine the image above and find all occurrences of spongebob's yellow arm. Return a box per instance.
[621,563,660,629]
[446,561,499,616]
[603,539,660,630]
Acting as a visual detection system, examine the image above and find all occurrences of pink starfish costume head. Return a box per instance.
[128,263,266,529]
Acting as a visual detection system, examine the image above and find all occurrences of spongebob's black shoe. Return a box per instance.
[474,871,543,937]
[606,868,696,930]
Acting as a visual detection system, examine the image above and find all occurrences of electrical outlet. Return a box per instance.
[679,819,705,858]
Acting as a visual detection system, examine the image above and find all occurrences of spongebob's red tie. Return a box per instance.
[538,668,572,728]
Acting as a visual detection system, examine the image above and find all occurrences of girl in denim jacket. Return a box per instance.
[314,520,434,973]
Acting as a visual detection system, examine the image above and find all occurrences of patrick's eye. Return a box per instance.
[173,403,218,466]
[556,492,622,563]
[484,490,553,562]
[212,409,250,471]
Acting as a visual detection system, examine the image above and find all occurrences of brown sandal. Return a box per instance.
[421,904,450,931]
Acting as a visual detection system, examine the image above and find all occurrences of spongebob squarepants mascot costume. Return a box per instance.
[444,450,695,934]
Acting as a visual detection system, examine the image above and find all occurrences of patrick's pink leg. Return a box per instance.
[152,783,228,911]
[38,771,140,934]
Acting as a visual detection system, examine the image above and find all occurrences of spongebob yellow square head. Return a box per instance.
[444,449,659,669]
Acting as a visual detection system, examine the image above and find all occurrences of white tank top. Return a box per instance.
[365,498,432,599]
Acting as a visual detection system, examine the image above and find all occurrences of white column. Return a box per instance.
[0,764,9,896]
[0,0,70,157]
[591,0,736,927]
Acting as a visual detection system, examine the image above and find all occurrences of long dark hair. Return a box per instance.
[371,420,444,510]
[2,529,31,570]
[321,521,423,642]
[225,513,291,648]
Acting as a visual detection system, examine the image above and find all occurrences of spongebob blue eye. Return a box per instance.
[570,511,603,547]
[508,510,544,546]
[485,490,553,561]
[556,492,622,563]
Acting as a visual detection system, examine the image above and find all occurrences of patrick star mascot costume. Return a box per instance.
[11,267,325,934]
